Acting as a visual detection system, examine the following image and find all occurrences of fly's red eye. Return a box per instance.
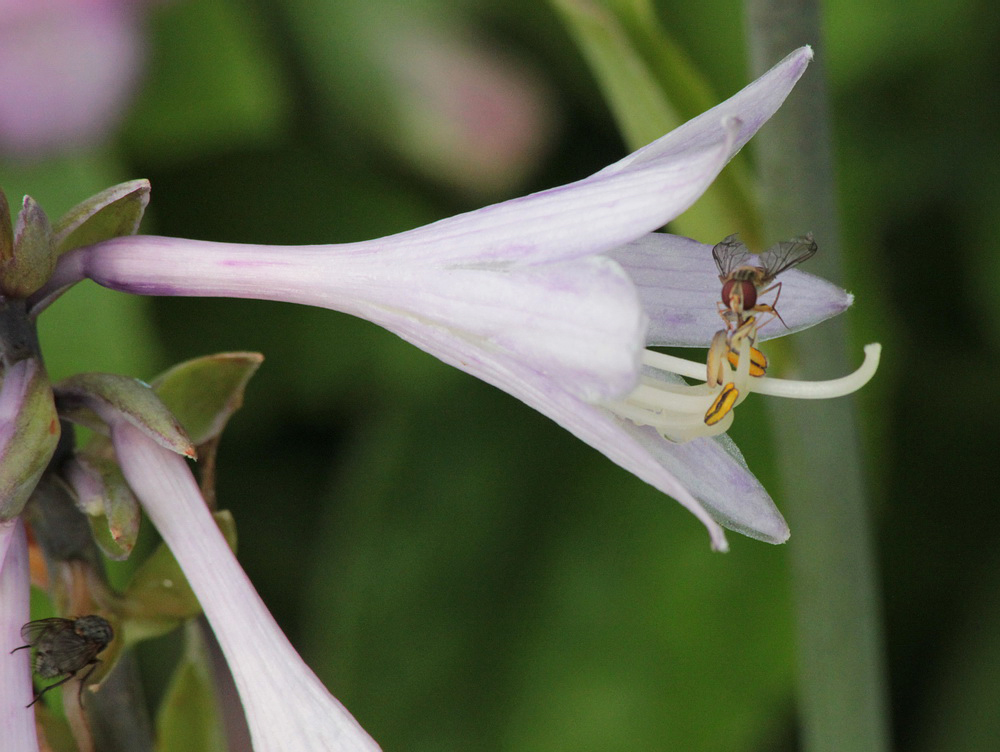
[721,279,757,310]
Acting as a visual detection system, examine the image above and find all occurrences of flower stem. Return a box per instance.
[743,3,891,752]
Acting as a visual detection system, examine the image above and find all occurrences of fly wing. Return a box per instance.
[711,234,751,279]
[759,233,818,281]
[42,628,103,671]
[19,618,73,646]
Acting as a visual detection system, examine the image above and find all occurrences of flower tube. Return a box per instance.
[110,421,380,752]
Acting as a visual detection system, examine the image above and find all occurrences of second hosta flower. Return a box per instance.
[35,46,870,550]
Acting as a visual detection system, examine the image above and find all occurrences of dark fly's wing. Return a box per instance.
[19,618,74,646]
[711,234,751,278]
[42,627,104,671]
[759,233,818,281]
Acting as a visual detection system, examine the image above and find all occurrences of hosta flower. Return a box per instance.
[34,46,877,553]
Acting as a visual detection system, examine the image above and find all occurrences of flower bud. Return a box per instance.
[1,196,56,298]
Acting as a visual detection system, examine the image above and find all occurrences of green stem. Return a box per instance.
[743,3,891,751]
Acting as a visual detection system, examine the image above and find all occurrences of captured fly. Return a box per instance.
[11,615,113,707]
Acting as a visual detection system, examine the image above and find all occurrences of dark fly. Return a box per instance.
[10,615,113,707]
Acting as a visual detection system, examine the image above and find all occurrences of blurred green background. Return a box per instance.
[2,0,996,749]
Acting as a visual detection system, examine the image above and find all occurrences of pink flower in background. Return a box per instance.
[382,22,557,194]
[0,0,146,157]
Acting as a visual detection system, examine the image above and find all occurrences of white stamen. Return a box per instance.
[613,341,881,444]
[628,381,716,412]
[613,397,733,442]
[641,349,706,380]
[640,343,881,399]
[748,343,881,399]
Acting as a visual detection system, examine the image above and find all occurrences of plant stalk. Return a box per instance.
[744,2,891,751]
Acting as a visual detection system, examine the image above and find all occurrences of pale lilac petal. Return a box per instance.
[384,46,812,265]
[356,258,646,401]
[378,118,737,265]
[609,233,853,346]
[111,422,380,752]
[597,47,813,177]
[0,519,41,752]
[617,425,789,543]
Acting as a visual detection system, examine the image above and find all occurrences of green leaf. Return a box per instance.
[123,0,288,162]
[151,352,263,446]
[551,0,681,153]
[121,511,236,643]
[548,0,760,243]
[54,373,194,458]
[155,621,228,752]
[52,179,151,253]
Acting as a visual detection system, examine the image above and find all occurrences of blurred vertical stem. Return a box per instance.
[744,3,890,752]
